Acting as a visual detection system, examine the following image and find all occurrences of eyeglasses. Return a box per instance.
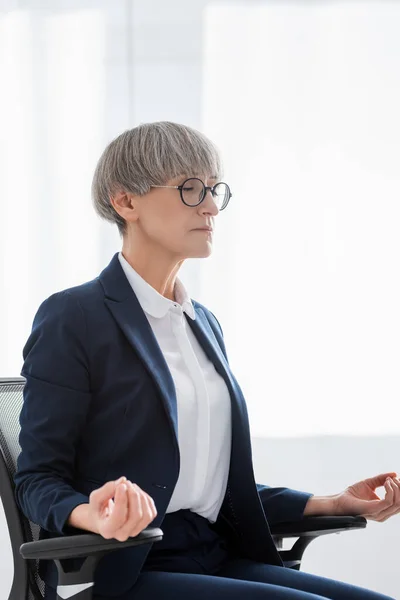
[150,177,232,211]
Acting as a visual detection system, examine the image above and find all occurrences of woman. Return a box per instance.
[15,122,398,600]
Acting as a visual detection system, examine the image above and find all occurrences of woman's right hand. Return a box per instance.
[88,476,158,541]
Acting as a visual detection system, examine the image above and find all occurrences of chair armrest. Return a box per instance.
[20,526,163,560]
[270,515,367,538]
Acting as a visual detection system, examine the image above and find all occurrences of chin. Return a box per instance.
[185,244,213,259]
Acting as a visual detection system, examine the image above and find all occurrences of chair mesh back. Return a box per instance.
[0,379,45,600]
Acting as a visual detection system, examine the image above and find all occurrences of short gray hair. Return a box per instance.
[91,121,223,236]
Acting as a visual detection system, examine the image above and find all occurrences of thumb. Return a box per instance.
[363,472,398,490]
[90,476,127,507]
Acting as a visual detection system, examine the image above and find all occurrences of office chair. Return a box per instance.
[0,377,367,599]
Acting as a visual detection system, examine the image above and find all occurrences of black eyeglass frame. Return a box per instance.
[150,177,232,210]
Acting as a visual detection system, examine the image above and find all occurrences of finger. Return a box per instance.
[104,482,129,534]
[90,476,127,510]
[128,485,155,537]
[135,488,157,528]
[360,479,394,519]
[114,482,145,541]
[385,478,396,503]
[104,498,114,517]
[143,491,158,521]
[364,472,398,490]
[391,477,400,505]
[382,478,395,509]
[376,506,400,522]
[365,478,397,521]
[374,499,400,522]
[369,495,400,522]
[123,483,156,537]
[138,487,157,521]
[375,478,400,522]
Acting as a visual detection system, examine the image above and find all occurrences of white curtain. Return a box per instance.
[1,0,400,440]
[0,1,121,377]
[201,1,400,438]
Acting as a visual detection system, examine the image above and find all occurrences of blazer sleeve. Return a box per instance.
[256,484,313,526]
[14,291,92,534]
[205,308,314,525]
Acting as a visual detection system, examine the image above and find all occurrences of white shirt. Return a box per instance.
[118,252,232,522]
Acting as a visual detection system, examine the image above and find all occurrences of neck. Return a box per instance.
[121,236,183,301]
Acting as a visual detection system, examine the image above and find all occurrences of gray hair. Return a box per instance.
[91,121,223,236]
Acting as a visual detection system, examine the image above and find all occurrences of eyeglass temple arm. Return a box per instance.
[150,185,179,189]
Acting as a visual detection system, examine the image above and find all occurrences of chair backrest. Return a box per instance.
[0,377,45,600]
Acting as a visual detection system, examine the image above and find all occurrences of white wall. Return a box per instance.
[1,1,399,599]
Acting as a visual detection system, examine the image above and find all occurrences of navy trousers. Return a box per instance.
[45,510,395,600]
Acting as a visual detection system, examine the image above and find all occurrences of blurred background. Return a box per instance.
[1,0,400,597]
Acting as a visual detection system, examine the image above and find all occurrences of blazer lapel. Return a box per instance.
[187,308,249,426]
[98,254,179,446]
[186,308,230,378]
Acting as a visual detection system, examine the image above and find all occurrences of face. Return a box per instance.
[121,174,220,260]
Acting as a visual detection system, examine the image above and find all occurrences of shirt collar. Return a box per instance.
[118,252,196,320]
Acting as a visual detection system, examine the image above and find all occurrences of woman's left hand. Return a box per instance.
[334,472,400,522]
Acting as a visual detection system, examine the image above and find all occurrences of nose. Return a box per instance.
[199,189,219,216]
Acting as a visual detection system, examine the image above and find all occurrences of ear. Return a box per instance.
[110,190,139,223]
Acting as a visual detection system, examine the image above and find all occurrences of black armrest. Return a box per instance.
[270,515,367,538]
[20,526,163,560]
[20,527,163,598]
[270,516,367,571]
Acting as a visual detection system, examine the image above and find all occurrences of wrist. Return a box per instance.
[68,503,99,534]
[303,494,339,517]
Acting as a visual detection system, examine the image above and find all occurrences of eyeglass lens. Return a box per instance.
[181,178,229,210]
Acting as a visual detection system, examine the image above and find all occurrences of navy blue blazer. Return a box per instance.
[14,253,312,598]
